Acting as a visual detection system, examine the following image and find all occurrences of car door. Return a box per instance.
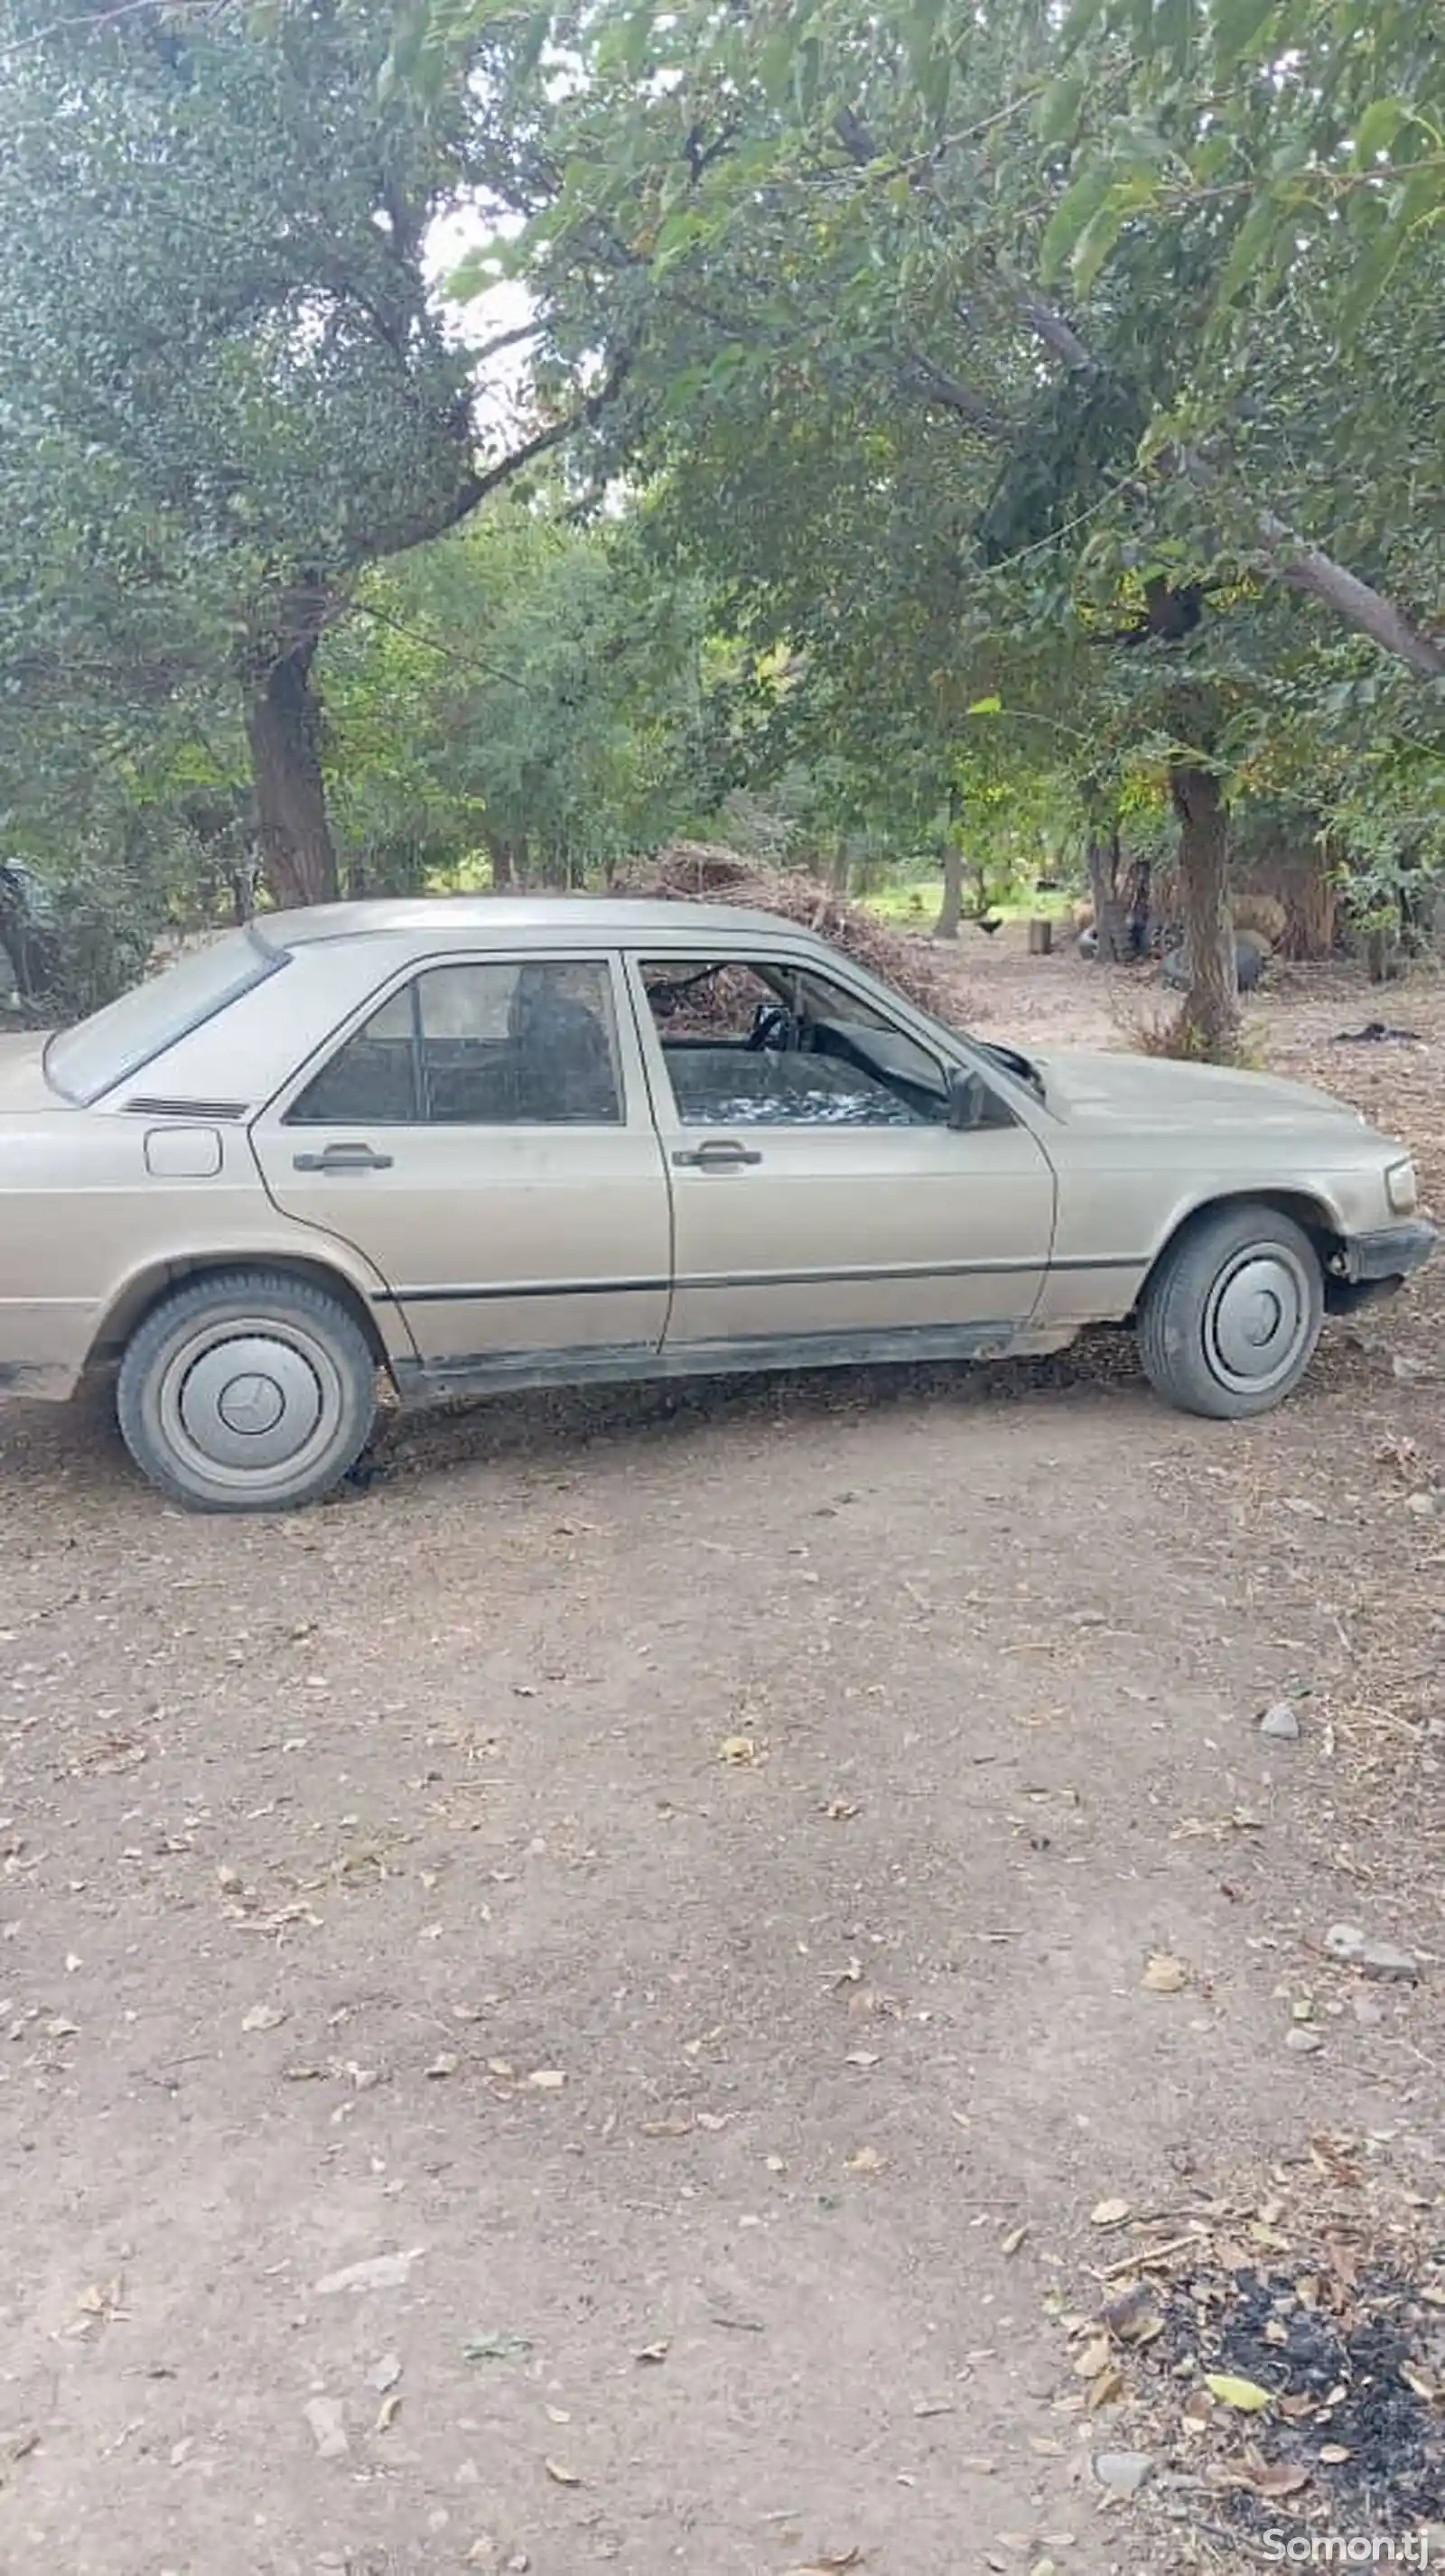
[628,950,1057,1353]
[249,951,671,1377]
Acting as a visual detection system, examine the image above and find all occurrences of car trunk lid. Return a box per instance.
[0,1032,60,1112]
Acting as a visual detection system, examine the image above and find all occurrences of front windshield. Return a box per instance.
[44,930,280,1106]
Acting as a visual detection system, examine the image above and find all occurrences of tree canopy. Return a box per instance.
[0,0,1441,1050]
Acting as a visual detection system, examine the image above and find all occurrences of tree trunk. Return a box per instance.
[1086,832,1128,960]
[243,639,339,908]
[829,842,851,894]
[935,841,963,938]
[1170,764,1238,1056]
[486,834,516,889]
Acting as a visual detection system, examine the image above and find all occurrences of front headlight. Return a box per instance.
[1386,1158,1418,1214]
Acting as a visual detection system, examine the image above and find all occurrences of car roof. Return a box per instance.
[257,896,807,952]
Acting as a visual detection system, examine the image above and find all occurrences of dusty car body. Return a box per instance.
[0,896,1433,1511]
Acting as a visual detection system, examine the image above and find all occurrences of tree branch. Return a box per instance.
[1011,289,1445,680]
[899,347,1013,435]
[1256,518,1445,679]
[369,344,635,563]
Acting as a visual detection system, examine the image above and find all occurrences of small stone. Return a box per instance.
[313,2248,424,2296]
[1359,1941,1419,1982]
[1286,2025,1325,2054]
[1324,1923,1367,1961]
[1353,1995,1384,2026]
[367,2354,401,2395]
[1393,1354,1431,1381]
[1259,1702,1300,1740]
[1093,2450,1153,2497]
[304,2396,349,2460]
[1405,1492,1437,1518]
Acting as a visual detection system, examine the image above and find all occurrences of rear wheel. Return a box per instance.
[1137,1205,1323,1420]
[117,1269,378,1512]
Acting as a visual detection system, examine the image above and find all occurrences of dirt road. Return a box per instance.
[1,940,1440,2576]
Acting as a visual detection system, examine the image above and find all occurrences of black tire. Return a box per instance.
[117,1269,378,1513]
[1137,1204,1324,1421]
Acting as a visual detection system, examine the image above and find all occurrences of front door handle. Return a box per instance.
[292,1141,395,1173]
[672,1139,763,1170]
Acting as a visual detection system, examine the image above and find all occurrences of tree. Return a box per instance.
[0,0,601,906]
[433,0,1443,1048]
[323,497,732,888]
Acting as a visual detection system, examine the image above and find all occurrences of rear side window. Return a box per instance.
[290,960,622,1127]
[44,931,280,1106]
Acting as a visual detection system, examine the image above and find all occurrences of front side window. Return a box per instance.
[640,956,956,1128]
[291,959,622,1127]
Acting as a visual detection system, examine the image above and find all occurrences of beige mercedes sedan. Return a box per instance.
[0,897,1433,1511]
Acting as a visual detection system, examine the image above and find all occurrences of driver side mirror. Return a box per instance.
[946,1066,988,1132]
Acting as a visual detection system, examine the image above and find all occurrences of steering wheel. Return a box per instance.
[746,1004,796,1053]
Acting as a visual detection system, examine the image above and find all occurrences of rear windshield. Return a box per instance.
[44,930,281,1106]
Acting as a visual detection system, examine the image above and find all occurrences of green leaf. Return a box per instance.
[1353,98,1407,163]
[1210,190,1282,315]
[1205,2373,1274,2412]
[758,31,795,104]
[966,694,1003,714]
[1071,198,1131,292]
[1059,0,1112,53]
[1037,71,1086,145]
[1339,167,1439,341]
[1039,162,1115,282]
[1209,0,1280,68]
[1071,174,1157,290]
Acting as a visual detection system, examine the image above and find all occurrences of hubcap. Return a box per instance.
[1205,1249,1313,1394]
[159,1320,345,1490]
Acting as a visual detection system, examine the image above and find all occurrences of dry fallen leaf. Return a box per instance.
[544,2459,581,2487]
[1001,2225,1028,2256]
[373,2392,402,2434]
[1089,2198,1131,2228]
[1072,2336,1113,2380]
[1142,1953,1189,1995]
[845,2145,885,2175]
[426,2052,460,2079]
[1319,2443,1352,2464]
[1232,2459,1310,2498]
[780,2553,862,2576]
[527,2069,566,2091]
[719,1734,760,1766]
[241,2003,286,2033]
[634,2340,670,2365]
[1206,2373,1274,2413]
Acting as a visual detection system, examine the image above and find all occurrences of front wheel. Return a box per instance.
[117,1269,379,1512]
[1137,1205,1323,1420]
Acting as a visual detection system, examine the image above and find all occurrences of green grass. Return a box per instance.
[862,878,1074,927]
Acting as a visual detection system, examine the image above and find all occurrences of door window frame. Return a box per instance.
[266,949,653,1133]
[623,945,1005,1135]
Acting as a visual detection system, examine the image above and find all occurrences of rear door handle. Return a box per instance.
[672,1139,763,1170]
[292,1141,395,1173]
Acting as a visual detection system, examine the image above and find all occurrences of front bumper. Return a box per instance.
[1338,1220,1439,1286]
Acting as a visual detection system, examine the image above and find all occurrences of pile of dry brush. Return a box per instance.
[614,842,961,1020]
